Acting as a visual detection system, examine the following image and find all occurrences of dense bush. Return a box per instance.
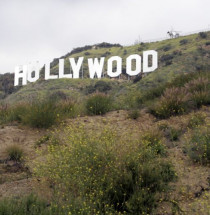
[185,125,210,165]
[86,93,111,115]
[34,124,176,214]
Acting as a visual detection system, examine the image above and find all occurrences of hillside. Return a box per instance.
[1,31,210,104]
[0,31,209,215]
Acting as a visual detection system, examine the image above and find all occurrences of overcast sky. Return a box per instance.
[0,0,210,74]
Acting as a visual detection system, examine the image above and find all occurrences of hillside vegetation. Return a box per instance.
[0,31,209,215]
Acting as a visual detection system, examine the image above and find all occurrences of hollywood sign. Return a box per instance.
[14,50,158,86]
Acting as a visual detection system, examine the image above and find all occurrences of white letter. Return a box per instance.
[14,65,27,86]
[143,50,158,73]
[88,57,105,79]
[45,61,58,80]
[126,54,141,76]
[27,62,40,83]
[59,59,72,79]
[107,56,122,78]
[69,57,84,79]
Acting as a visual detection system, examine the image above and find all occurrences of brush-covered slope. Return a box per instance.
[2,31,210,104]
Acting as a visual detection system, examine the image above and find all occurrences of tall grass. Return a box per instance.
[21,101,58,128]
[138,71,210,105]
[0,194,50,215]
[0,99,82,128]
[150,73,210,119]
[150,87,191,119]
[6,144,24,162]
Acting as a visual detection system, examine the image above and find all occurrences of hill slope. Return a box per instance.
[0,31,209,215]
[1,31,210,104]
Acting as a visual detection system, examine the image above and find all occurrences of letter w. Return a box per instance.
[88,57,105,79]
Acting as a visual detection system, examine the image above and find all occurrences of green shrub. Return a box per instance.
[199,32,207,39]
[179,39,188,45]
[185,125,210,165]
[21,101,58,128]
[86,93,111,115]
[6,144,24,162]
[161,44,172,51]
[34,124,176,214]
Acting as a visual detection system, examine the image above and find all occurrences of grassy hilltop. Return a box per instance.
[0,31,209,214]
